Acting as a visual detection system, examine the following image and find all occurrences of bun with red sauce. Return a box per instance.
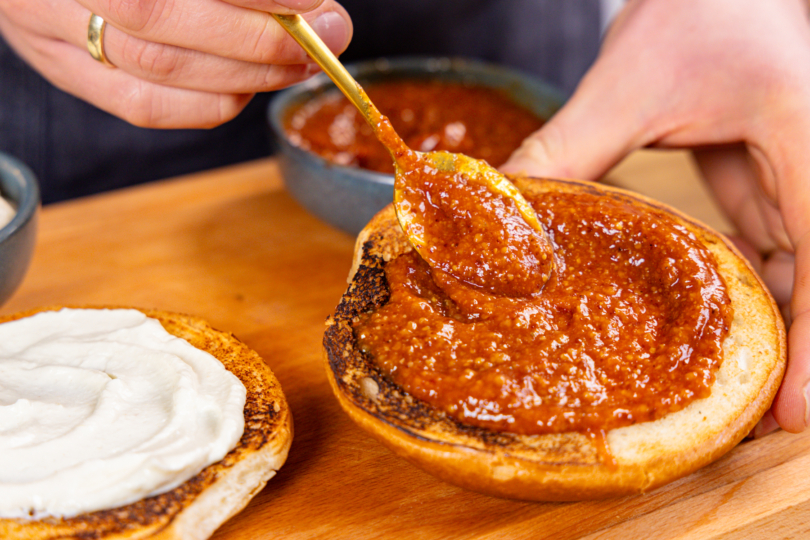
[323,176,786,500]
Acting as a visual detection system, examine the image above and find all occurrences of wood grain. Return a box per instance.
[1,151,804,539]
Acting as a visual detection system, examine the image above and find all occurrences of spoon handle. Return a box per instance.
[271,14,370,122]
[272,13,410,160]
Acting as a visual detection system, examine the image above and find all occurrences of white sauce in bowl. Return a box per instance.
[0,308,246,518]
[0,196,14,228]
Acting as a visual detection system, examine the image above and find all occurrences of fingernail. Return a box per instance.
[274,0,321,10]
[311,12,349,53]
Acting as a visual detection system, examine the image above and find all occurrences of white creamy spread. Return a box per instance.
[0,196,14,228]
[0,308,247,518]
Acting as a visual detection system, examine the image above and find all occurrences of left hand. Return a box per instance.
[0,0,353,127]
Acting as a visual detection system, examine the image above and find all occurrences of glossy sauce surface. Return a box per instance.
[355,190,733,436]
[394,155,554,297]
[284,80,544,174]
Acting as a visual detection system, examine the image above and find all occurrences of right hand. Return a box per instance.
[0,0,352,128]
[503,0,810,436]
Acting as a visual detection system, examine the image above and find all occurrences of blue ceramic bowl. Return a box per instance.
[0,153,39,305]
[268,57,565,235]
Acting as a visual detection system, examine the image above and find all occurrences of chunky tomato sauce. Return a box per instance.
[393,151,554,298]
[284,80,544,173]
[355,190,733,436]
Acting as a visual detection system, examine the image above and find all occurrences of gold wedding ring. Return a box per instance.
[87,13,115,67]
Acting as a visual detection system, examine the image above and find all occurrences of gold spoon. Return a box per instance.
[273,14,554,296]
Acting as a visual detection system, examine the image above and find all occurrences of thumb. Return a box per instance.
[501,63,649,181]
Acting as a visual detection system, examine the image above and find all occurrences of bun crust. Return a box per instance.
[0,306,292,539]
[324,176,786,500]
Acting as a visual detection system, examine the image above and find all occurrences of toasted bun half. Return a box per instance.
[323,176,786,501]
[0,306,293,539]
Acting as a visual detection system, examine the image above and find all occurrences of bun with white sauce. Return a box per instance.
[0,306,292,539]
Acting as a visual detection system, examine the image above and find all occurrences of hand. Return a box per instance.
[0,0,352,128]
[502,0,810,435]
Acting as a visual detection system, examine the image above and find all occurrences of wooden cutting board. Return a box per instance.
[2,152,807,539]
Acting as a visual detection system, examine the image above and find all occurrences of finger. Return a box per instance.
[773,304,810,433]
[725,235,794,324]
[750,410,780,438]
[0,0,82,43]
[725,235,764,275]
[693,145,791,254]
[761,250,795,322]
[761,112,810,432]
[24,0,323,94]
[103,27,324,93]
[78,0,352,65]
[772,228,810,432]
[764,250,809,433]
[222,0,325,14]
[1,19,253,128]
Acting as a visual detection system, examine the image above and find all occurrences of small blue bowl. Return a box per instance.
[0,152,39,305]
[268,57,565,235]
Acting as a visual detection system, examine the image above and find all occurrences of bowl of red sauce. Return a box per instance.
[268,57,565,235]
